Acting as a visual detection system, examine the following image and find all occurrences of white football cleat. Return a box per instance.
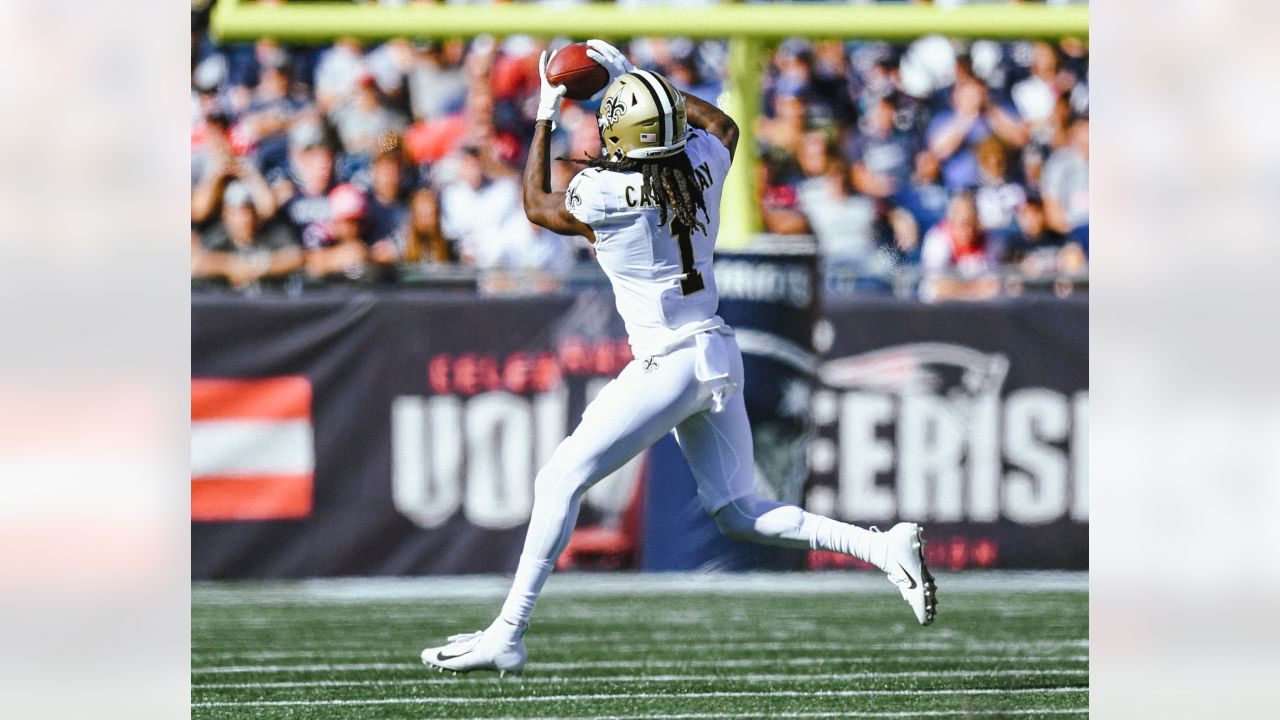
[421,618,527,676]
[881,522,937,626]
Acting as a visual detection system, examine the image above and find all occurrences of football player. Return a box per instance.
[422,41,936,676]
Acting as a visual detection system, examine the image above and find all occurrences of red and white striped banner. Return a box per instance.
[190,377,315,521]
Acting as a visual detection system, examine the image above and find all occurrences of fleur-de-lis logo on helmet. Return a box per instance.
[601,91,628,130]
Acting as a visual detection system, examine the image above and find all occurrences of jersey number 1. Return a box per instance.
[676,224,706,296]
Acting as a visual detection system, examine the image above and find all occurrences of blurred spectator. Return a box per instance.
[759,161,809,236]
[1041,116,1089,249]
[439,145,538,269]
[274,121,337,247]
[919,192,1000,302]
[794,131,877,260]
[1003,194,1083,278]
[1019,94,1073,193]
[850,43,923,133]
[362,38,414,115]
[236,44,308,177]
[331,74,408,161]
[191,127,276,227]
[363,133,413,265]
[896,150,951,236]
[404,40,469,122]
[926,76,1029,191]
[192,53,230,123]
[845,92,916,201]
[810,41,855,123]
[314,37,366,114]
[757,81,809,169]
[972,137,1026,243]
[219,39,276,118]
[404,187,455,264]
[192,59,237,187]
[1057,37,1090,118]
[664,48,721,101]
[1011,42,1062,132]
[304,183,372,281]
[192,181,303,291]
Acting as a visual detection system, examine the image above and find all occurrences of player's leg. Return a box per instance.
[673,391,874,560]
[422,350,704,672]
[495,357,699,630]
[673,340,936,625]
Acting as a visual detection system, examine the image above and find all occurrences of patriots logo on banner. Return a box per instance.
[819,342,1009,399]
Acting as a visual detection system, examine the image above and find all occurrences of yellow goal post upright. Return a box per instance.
[210,0,1088,250]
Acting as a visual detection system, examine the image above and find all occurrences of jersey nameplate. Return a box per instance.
[622,161,715,208]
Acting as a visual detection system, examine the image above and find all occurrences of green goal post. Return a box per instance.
[210,0,1088,250]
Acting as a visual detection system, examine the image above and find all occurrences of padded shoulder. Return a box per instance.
[566,168,610,226]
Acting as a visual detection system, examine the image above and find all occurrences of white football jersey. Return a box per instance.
[566,128,734,358]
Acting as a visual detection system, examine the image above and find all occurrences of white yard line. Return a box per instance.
[192,654,1089,675]
[191,685,1087,708]
[528,640,1088,655]
[460,707,1090,712]
[195,667,1089,690]
[192,570,1087,606]
[191,638,1088,663]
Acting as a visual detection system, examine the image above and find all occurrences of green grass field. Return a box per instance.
[192,572,1087,719]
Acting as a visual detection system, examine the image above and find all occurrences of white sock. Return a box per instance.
[714,496,886,570]
[498,555,556,629]
[497,480,585,628]
[486,614,526,642]
[809,515,885,569]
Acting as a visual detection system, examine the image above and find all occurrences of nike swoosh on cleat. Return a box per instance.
[435,649,471,661]
[895,563,918,590]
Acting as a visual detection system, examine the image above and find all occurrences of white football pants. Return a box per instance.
[498,332,883,628]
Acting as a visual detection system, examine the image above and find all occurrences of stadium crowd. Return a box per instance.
[191,8,1088,300]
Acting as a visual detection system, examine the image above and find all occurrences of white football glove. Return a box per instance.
[585,39,635,92]
[536,49,568,127]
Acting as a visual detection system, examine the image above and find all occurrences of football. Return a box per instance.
[546,43,611,101]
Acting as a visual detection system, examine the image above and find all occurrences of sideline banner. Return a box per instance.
[807,296,1088,571]
[192,291,1087,578]
[192,291,633,579]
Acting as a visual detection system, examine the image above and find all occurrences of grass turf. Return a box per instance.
[192,572,1087,719]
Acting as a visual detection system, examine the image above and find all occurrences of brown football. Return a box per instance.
[546,43,611,101]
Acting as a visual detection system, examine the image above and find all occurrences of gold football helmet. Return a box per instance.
[597,70,687,161]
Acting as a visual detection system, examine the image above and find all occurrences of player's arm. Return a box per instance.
[523,50,595,241]
[683,92,739,162]
[522,118,594,241]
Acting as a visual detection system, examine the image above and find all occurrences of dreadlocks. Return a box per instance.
[571,152,709,237]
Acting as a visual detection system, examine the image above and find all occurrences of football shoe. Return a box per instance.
[880,522,938,626]
[421,619,527,677]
